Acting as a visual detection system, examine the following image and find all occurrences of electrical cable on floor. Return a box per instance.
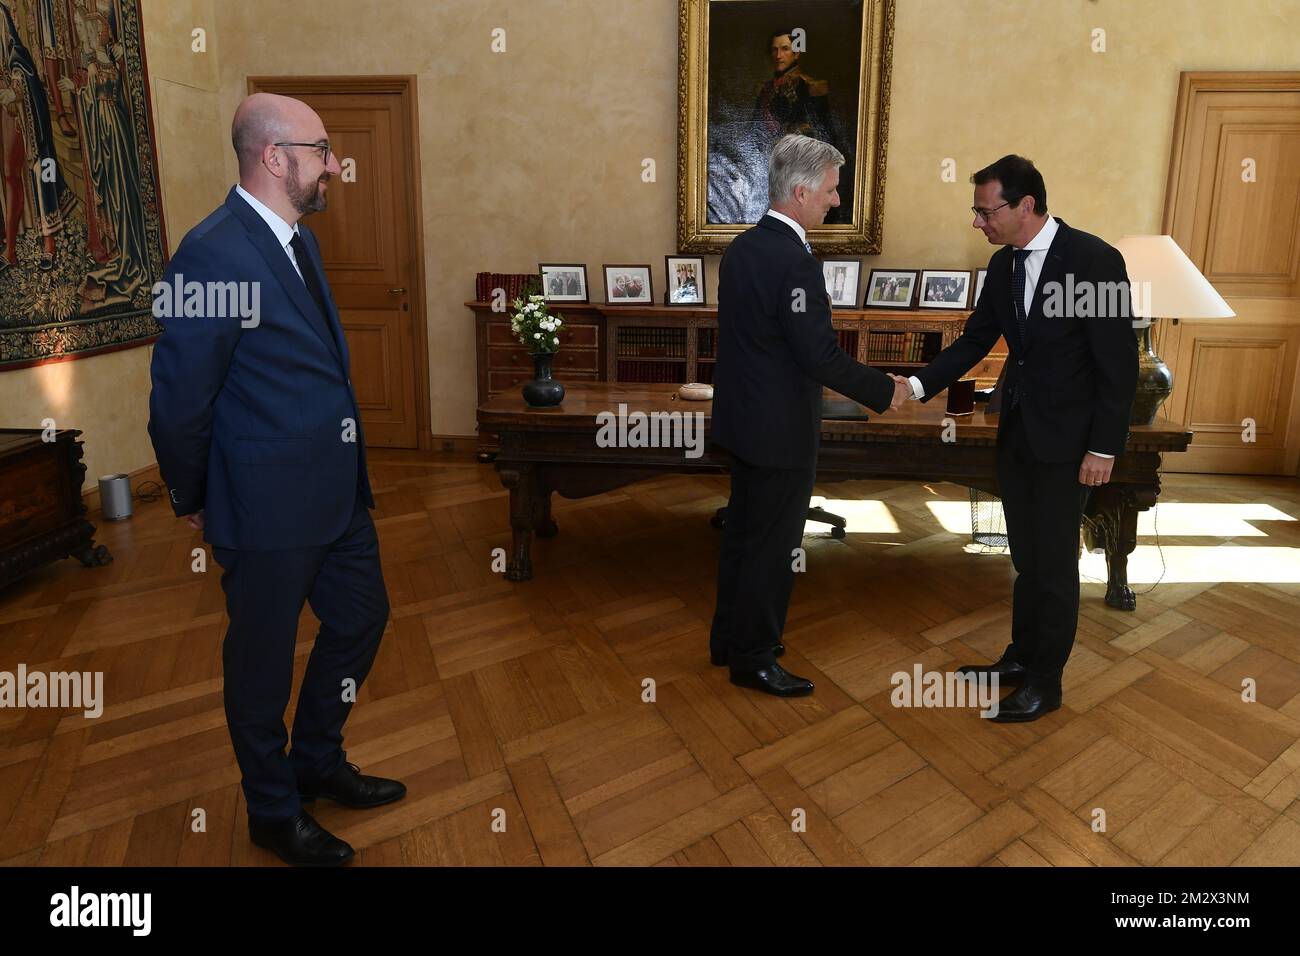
[135,479,164,503]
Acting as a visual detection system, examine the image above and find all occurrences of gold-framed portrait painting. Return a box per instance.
[677,0,894,254]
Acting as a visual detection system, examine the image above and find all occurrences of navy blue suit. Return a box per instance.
[148,187,389,821]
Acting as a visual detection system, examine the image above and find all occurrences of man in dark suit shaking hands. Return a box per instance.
[710,134,911,698]
[894,155,1138,722]
[148,94,404,865]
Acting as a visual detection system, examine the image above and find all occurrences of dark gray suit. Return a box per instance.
[709,215,894,668]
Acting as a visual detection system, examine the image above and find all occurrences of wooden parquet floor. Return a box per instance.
[3,452,1300,867]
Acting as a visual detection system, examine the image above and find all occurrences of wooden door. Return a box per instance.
[248,77,429,450]
[1159,72,1300,474]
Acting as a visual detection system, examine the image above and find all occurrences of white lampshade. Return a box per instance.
[1114,235,1235,319]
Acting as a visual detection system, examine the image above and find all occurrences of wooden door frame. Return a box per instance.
[246,74,433,452]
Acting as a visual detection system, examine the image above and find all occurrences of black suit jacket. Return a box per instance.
[711,215,894,468]
[915,219,1138,462]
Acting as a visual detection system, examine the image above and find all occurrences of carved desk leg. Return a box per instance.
[73,522,113,568]
[497,464,540,581]
[1085,484,1155,612]
[536,489,558,539]
[68,436,113,568]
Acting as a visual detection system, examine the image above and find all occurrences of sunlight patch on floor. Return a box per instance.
[804,497,900,534]
[1080,545,1300,584]
[925,500,1297,538]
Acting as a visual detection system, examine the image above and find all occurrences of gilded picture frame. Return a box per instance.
[676,0,894,254]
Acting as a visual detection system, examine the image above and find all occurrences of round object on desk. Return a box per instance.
[677,382,713,401]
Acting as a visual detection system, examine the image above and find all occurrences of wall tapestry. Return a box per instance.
[0,0,165,370]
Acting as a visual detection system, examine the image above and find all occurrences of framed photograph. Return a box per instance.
[603,264,654,304]
[822,260,861,308]
[973,268,988,308]
[864,269,918,309]
[539,264,589,303]
[677,0,895,254]
[918,270,972,310]
[665,256,707,305]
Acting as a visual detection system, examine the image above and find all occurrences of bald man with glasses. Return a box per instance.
[149,93,403,866]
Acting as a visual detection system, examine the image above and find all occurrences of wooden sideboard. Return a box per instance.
[468,300,1006,456]
[0,428,112,589]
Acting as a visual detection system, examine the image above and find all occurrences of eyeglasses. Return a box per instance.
[971,201,1010,221]
[274,141,332,164]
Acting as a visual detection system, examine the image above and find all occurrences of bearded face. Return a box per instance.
[286,150,329,215]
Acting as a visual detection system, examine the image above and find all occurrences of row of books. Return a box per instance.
[867,330,940,363]
[616,328,688,358]
[698,328,716,359]
[475,272,540,303]
[837,330,859,353]
[616,360,686,383]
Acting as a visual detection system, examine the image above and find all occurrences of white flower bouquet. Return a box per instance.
[509,294,564,355]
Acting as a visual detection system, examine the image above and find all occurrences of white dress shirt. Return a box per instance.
[235,183,304,279]
[765,209,807,245]
[905,216,1111,458]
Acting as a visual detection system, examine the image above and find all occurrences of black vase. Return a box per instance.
[522,352,565,407]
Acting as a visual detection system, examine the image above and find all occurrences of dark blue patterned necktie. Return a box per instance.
[1009,248,1032,409]
[1011,248,1032,345]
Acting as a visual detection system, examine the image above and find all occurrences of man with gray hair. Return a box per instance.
[709,133,911,697]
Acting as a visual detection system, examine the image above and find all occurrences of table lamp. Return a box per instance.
[1113,235,1235,425]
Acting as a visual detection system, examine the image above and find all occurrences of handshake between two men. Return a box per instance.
[887,372,916,411]
[707,135,1137,722]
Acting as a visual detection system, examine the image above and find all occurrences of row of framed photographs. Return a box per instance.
[830,263,988,311]
[539,259,989,312]
[540,258,709,306]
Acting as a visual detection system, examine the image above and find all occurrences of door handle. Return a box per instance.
[387,287,406,295]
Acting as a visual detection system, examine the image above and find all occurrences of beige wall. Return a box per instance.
[4,0,1298,477]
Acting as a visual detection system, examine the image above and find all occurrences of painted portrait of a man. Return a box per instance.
[706,2,861,226]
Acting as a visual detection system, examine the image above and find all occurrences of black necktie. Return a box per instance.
[289,232,327,315]
[289,232,342,356]
[1011,248,1032,344]
[1010,248,1032,409]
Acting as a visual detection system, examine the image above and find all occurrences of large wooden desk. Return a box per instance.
[478,384,1193,610]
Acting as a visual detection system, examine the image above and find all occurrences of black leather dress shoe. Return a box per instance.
[249,810,354,866]
[988,681,1062,723]
[711,643,785,667]
[299,762,407,809]
[729,662,814,697]
[957,656,1028,686]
